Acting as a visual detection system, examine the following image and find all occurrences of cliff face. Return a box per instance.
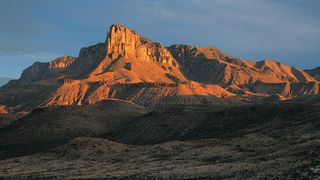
[67,42,106,79]
[0,23,319,113]
[106,24,178,66]
[20,56,76,83]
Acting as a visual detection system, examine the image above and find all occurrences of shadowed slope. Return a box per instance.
[0,103,319,179]
[306,66,320,80]
[0,99,148,159]
[106,103,320,145]
[0,78,12,87]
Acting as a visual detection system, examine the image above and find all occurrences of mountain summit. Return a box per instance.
[0,24,319,112]
[106,24,178,66]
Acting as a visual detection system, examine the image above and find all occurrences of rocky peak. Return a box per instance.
[168,44,228,61]
[19,56,76,82]
[106,24,178,66]
[79,43,106,60]
[48,56,76,69]
[72,42,106,78]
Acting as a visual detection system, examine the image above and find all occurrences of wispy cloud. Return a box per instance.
[0,51,58,62]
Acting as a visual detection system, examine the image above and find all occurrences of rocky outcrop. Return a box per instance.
[106,24,178,66]
[70,43,106,79]
[20,56,76,83]
[48,56,76,69]
[0,105,7,114]
[254,60,314,82]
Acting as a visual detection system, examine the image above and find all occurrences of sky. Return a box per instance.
[0,0,320,78]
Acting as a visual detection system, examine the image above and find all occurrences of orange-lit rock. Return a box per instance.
[106,24,178,66]
[168,45,315,86]
[0,105,7,114]
[19,56,76,82]
[0,23,319,112]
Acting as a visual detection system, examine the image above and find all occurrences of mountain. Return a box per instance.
[1,24,320,178]
[0,77,12,87]
[306,66,320,80]
[0,23,319,113]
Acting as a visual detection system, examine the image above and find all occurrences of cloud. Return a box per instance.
[0,51,58,62]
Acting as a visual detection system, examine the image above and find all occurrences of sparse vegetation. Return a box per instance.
[0,101,319,179]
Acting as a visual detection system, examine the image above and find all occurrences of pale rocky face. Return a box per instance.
[106,24,178,66]
[48,56,76,69]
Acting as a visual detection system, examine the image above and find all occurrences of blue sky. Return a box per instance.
[1,0,320,78]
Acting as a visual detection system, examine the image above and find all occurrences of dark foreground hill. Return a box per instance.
[0,99,148,159]
[0,100,319,179]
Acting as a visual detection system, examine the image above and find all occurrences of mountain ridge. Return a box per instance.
[0,23,319,113]
[306,66,320,80]
[0,77,12,88]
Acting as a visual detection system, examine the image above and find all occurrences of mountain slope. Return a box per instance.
[0,99,148,158]
[306,67,320,80]
[168,45,317,97]
[168,45,314,85]
[0,77,12,87]
[0,23,319,113]
[0,103,319,179]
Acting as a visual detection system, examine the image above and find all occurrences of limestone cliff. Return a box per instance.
[106,24,178,66]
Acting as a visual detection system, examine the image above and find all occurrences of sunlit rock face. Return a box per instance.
[19,56,76,82]
[1,23,320,113]
[48,56,76,69]
[168,45,315,88]
[106,24,178,66]
[0,104,7,114]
